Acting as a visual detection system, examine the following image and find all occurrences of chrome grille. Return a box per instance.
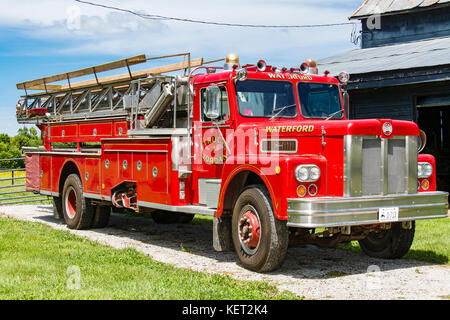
[387,138,406,194]
[344,135,418,197]
[362,138,382,195]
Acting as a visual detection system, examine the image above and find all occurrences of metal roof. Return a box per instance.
[318,36,450,76]
[350,0,450,19]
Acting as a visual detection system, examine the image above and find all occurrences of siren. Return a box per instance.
[300,62,308,72]
[300,58,318,74]
[256,60,267,72]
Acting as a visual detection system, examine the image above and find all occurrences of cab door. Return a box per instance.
[192,82,233,206]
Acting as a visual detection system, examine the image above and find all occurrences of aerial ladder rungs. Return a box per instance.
[16,54,204,126]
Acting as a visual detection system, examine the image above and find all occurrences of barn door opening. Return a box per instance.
[417,95,450,191]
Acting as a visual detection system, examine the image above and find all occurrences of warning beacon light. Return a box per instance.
[224,52,240,70]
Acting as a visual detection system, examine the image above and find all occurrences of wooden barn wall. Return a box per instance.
[360,6,450,48]
[348,81,450,122]
[348,86,414,121]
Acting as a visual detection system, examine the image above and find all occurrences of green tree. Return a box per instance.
[0,127,42,168]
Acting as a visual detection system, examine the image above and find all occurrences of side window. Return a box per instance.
[201,86,230,122]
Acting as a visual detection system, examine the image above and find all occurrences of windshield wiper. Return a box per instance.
[270,104,297,121]
[325,109,344,120]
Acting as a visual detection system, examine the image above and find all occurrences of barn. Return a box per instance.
[319,0,450,191]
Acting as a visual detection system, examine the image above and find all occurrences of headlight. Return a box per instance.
[418,162,432,178]
[295,165,321,182]
[295,167,309,182]
[309,166,321,181]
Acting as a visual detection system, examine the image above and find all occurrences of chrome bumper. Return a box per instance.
[286,191,449,228]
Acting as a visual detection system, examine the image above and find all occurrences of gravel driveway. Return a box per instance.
[1,204,449,300]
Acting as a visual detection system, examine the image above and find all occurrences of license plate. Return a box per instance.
[378,207,399,222]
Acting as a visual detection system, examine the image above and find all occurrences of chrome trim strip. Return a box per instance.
[343,135,363,197]
[259,139,298,154]
[381,137,388,195]
[23,151,101,156]
[289,191,447,203]
[40,190,59,197]
[137,200,216,216]
[288,215,448,228]
[287,191,448,227]
[407,136,418,193]
[199,124,231,129]
[290,202,447,216]
[343,135,351,197]
[83,193,111,201]
[103,149,168,153]
[127,128,190,136]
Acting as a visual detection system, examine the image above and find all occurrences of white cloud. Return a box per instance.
[0,0,353,27]
[0,0,359,63]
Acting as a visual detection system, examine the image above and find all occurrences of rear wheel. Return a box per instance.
[231,185,288,272]
[62,174,94,230]
[358,222,415,259]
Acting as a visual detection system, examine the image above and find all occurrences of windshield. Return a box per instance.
[297,82,343,119]
[235,80,297,118]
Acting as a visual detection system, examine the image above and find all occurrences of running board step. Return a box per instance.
[137,201,216,216]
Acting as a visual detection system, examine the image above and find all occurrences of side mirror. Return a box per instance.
[343,91,350,119]
[205,86,221,120]
[235,69,248,82]
[418,129,427,153]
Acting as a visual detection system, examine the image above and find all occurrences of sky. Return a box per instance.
[0,0,364,136]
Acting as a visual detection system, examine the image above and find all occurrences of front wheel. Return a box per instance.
[231,185,288,272]
[358,222,415,259]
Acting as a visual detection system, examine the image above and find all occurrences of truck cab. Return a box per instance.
[190,54,448,271]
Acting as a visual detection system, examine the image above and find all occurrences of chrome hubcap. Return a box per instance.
[64,186,77,219]
[238,205,261,255]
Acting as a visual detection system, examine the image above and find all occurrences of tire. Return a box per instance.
[91,205,111,228]
[151,211,195,224]
[52,196,63,220]
[62,173,94,230]
[231,185,288,272]
[358,222,415,259]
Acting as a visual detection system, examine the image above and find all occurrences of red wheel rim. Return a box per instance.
[65,186,77,219]
[238,206,261,255]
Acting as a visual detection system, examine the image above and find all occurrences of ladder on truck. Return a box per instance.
[16,53,206,132]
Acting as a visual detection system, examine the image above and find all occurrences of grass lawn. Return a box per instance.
[0,217,298,300]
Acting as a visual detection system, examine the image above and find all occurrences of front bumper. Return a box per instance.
[287,191,449,228]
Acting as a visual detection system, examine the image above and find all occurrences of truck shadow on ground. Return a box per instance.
[34,205,446,280]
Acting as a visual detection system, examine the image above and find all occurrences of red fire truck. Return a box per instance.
[17,52,448,272]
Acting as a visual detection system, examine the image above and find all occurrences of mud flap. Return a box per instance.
[25,153,40,192]
[213,216,233,252]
